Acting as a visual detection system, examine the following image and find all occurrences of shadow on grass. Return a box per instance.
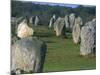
[34,31,55,38]
[45,40,55,43]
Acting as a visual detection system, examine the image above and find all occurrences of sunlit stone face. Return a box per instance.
[17,20,34,38]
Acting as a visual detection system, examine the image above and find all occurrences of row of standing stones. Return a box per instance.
[49,13,96,56]
[11,13,96,74]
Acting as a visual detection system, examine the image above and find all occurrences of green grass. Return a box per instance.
[33,25,96,72]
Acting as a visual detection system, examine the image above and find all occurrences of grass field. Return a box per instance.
[33,25,96,72]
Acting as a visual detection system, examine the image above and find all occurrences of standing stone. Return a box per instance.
[29,16,34,25]
[11,17,17,37]
[54,17,65,37]
[64,15,69,28]
[52,14,56,19]
[11,37,47,74]
[49,18,54,28]
[11,17,24,37]
[69,13,75,29]
[11,17,17,25]
[29,16,35,26]
[16,17,24,24]
[17,19,34,38]
[11,16,24,25]
[80,18,96,56]
[35,16,39,26]
[49,14,56,28]
[72,16,83,44]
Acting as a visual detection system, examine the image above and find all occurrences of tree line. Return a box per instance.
[11,1,96,25]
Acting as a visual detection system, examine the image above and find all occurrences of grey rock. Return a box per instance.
[80,19,96,56]
[17,19,34,38]
[11,36,19,45]
[54,17,65,36]
[29,16,34,24]
[72,16,83,44]
[11,17,17,25]
[16,17,24,24]
[29,16,35,26]
[11,17,23,25]
[11,37,47,74]
[69,13,75,29]
[49,14,56,28]
[11,17,24,37]
[35,16,39,26]
[64,15,69,28]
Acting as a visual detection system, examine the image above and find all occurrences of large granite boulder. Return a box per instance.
[17,19,34,38]
[54,17,66,37]
[72,16,83,44]
[64,15,69,28]
[80,18,96,56]
[11,37,47,74]
[69,13,75,29]
[49,14,56,28]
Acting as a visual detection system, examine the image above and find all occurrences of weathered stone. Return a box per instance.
[64,15,69,28]
[11,17,17,25]
[11,17,24,37]
[17,19,34,38]
[11,36,19,45]
[54,17,66,37]
[29,16,34,24]
[11,37,47,74]
[69,13,75,29]
[16,17,24,24]
[29,16,35,29]
[72,16,83,44]
[80,19,96,56]
[35,16,39,26]
[11,17,23,24]
[52,14,56,19]
[49,14,56,28]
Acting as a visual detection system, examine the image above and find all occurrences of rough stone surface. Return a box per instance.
[12,17,24,32]
[64,15,69,28]
[29,16,34,25]
[11,17,23,25]
[69,13,75,29]
[11,36,19,45]
[11,37,47,74]
[72,16,83,44]
[80,18,96,56]
[35,16,39,26]
[54,17,65,36]
[17,19,34,38]
[16,17,24,24]
[49,15,56,28]
[28,16,35,29]
[11,17,17,25]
